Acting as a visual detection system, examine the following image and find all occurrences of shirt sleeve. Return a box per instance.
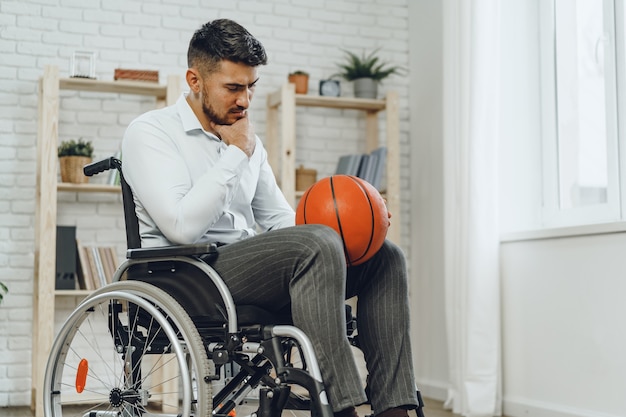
[251,146,296,231]
[122,118,249,245]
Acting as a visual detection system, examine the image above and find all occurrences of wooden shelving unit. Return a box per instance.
[31,65,180,416]
[53,289,92,297]
[265,83,401,242]
[57,183,121,193]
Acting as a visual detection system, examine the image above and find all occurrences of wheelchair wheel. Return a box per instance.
[44,281,213,417]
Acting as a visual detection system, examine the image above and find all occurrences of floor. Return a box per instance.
[1,397,458,417]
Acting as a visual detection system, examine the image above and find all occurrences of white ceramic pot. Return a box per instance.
[353,77,378,99]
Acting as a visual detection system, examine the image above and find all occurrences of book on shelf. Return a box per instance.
[368,146,387,190]
[85,247,100,290]
[335,154,363,176]
[56,226,78,290]
[91,246,107,288]
[99,246,118,285]
[75,240,93,291]
[75,241,119,290]
[335,146,386,190]
[356,154,370,179]
[362,152,378,185]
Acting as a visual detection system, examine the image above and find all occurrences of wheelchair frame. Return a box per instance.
[43,157,425,417]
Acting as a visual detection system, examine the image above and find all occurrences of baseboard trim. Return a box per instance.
[504,397,622,417]
[414,379,448,402]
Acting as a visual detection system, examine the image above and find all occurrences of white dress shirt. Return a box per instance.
[122,94,295,248]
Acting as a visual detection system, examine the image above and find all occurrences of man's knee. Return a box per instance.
[367,239,409,287]
[379,239,406,265]
[287,224,348,294]
[295,224,345,260]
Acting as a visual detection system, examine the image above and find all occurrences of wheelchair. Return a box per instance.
[43,157,425,417]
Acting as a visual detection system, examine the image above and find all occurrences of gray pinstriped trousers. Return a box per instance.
[210,224,418,414]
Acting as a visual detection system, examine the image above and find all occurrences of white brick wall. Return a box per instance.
[0,0,410,406]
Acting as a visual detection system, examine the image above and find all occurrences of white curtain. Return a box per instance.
[441,1,502,416]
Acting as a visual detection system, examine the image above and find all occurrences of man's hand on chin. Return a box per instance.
[210,116,256,157]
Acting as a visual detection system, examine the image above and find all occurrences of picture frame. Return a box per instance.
[70,50,96,79]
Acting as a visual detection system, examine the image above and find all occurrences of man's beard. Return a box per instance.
[201,85,245,126]
[202,100,231,126]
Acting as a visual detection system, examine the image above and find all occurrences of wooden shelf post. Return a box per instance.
[32,65,60,416]
[385,91,400,243]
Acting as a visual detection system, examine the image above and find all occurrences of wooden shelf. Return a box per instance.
[57,183,121,193]
[59,77,168,98]
[267,89,387,111]
[55,289,92,297]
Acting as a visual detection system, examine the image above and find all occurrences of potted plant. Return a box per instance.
[334,48,405,99]
[0,281,7,304]
[288,70,309,94]
[58,139,94,184]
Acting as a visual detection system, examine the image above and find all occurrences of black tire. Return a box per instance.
[44,281,213,417]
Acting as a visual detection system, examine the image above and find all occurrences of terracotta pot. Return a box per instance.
[288,74,309,94]
[59,156,92,184]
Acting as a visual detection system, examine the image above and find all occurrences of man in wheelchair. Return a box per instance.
[120,18,419,417]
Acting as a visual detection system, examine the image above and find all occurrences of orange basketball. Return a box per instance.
[295,175,389,266]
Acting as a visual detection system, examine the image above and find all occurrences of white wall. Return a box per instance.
[498,1,626,416]
[501,234,626,417]
[0,0,412,407]
[408,1,626,416]
[408,0,449,401]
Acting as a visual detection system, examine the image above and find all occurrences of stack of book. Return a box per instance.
[75,241,119,290]
[335,147,387,190]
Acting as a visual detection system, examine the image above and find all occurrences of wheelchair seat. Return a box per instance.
[126,254,293,326]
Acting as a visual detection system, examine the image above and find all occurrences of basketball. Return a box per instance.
[295,175,389,266]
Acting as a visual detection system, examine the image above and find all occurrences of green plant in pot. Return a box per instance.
[0,281,7,304]
[58,139,94,184]
[334,48,405,99]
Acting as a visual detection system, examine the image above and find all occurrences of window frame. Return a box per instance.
[539,0,623,228]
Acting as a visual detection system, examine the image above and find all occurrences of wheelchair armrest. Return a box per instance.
[126,243,218,259]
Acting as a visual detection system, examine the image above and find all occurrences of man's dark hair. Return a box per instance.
[188,19,267,73]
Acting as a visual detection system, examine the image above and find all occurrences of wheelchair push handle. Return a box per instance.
[83,157,121,177]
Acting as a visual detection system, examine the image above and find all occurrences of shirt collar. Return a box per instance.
[176,93,220,141]
[177,93,202,132]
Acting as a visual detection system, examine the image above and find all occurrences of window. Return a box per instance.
[540,0,624,227]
